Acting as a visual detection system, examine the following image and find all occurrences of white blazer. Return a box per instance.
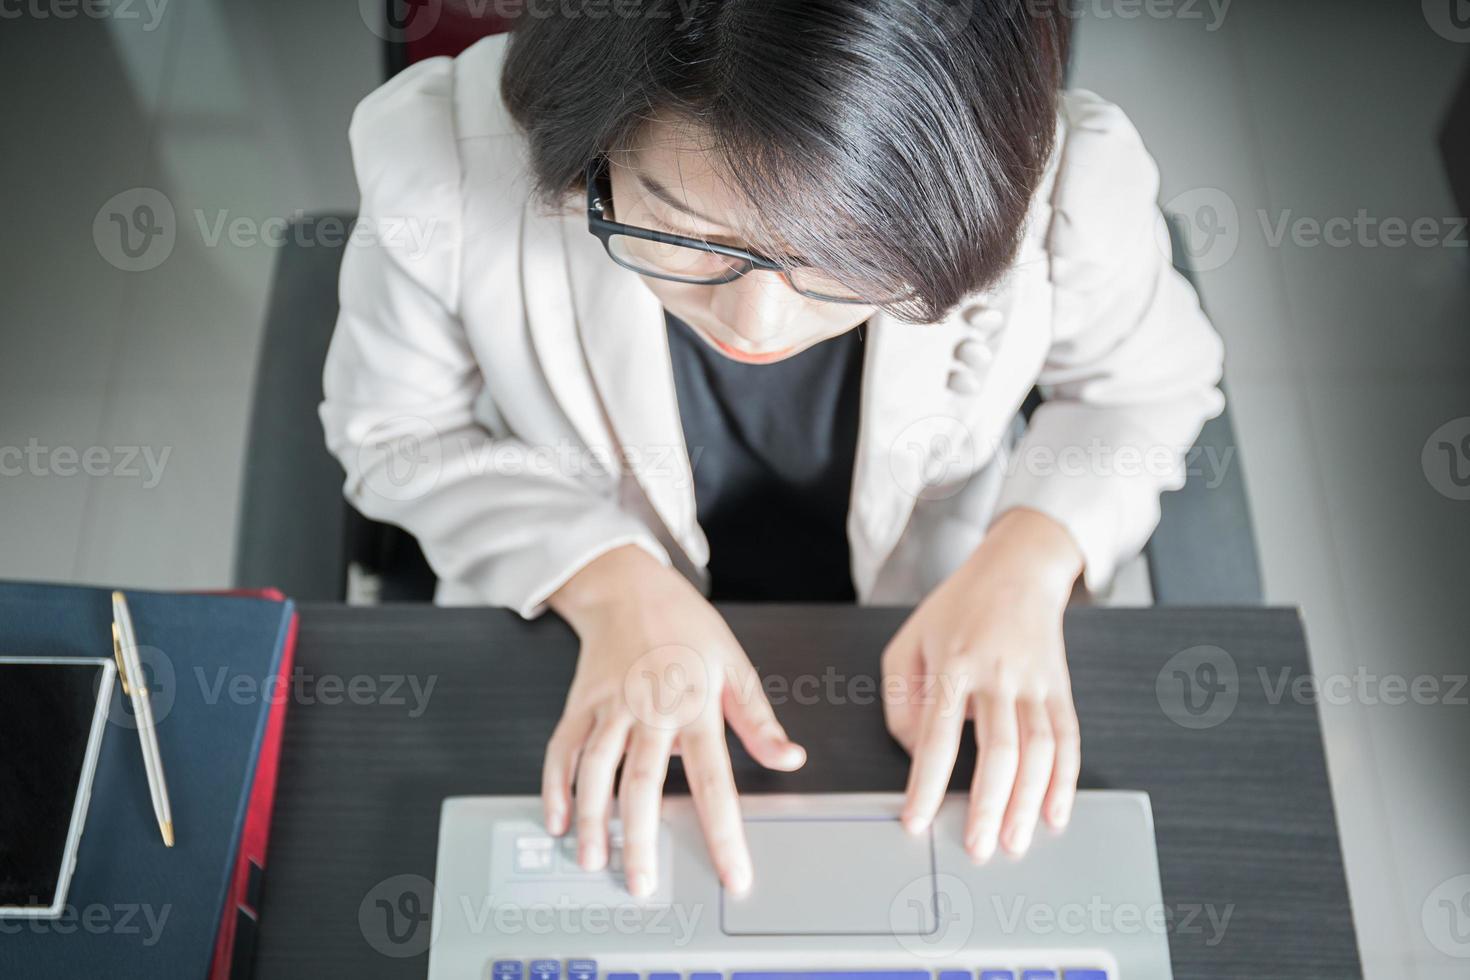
[320,35,1225,618]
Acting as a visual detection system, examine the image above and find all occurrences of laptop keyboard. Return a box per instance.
[493,961,1111,980]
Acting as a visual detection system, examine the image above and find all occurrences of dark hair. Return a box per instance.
[501,0,1069,322]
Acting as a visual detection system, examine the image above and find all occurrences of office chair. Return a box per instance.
[233,6,1262,606]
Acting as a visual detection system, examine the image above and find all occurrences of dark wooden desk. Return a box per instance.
[253,605,1361,979]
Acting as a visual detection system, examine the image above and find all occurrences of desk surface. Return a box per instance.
[254,605,1361,980]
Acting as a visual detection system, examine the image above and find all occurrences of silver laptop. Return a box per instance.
[428,791,1172,980]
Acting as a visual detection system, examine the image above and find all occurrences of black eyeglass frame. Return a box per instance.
[583,157,880,305]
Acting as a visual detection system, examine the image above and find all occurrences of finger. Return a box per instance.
[573,716,631,871]
[899,667,971,833]
[543,710,593,835]
[1043,695,1081,829]
[1000,699,1055,856]
[679,718,753,896]
[880,629,924,753]
[618,726,675,897]
[722,660,805,771]
[965,691,1020,862]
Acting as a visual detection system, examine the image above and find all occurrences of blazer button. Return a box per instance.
[954,338,993,371]
[964,308,1005,336]
[947,367,983,395]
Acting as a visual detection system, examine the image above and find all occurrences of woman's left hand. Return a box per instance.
[881,507,1085,862]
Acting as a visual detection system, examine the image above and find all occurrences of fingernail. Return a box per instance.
[630,871,654,897]
[1050,805,1071,829]
[783,743,807,768]
[968,831,996,863]
[724,865,752,896]
[546,809,566,835]
[902,814,929,835]
[581,844,605,870]
[1004,825,1034,855]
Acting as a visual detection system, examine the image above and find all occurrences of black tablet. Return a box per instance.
[0,657,115,918]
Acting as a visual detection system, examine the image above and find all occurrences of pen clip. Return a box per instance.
[111,621,131,696]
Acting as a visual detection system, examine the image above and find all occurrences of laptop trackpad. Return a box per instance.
[721,818,936,936]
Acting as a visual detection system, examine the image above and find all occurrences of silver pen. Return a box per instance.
[112,590,175,847]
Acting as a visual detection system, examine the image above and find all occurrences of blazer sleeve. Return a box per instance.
[993,90,1227,591]
[319,57,669,618]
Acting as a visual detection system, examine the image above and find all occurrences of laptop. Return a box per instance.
[428,791,1172,980]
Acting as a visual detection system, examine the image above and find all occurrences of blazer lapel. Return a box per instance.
[847,309,970,598]
[549,211,704,563]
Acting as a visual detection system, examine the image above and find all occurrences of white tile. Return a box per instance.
[0,381,104,584]
[71,373,250,589]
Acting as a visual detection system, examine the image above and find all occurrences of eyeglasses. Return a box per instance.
[584,157,901,305]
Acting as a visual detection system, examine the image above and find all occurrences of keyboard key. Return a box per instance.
[732,972,928,980]
[1061,973,1108,980]
[691,973,723,980]
[648,974,680,980]
[1020,972,1057,980]
[493,963,524,980]
[605,973,638,980]
[939,972,972,980]
[980,973,1016,980]
[529,961,560,980]
[567,960,596,980]
[514,837,554,872]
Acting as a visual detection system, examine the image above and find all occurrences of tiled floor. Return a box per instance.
[2,3,1467,977]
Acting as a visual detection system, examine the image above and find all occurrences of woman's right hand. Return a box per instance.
[545,544,805,898]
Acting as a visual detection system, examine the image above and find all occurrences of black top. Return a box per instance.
[665,312,863,601]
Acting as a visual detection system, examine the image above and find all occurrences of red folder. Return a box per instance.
[206,589,298,980]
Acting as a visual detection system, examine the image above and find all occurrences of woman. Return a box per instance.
[321,0,1224,899]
